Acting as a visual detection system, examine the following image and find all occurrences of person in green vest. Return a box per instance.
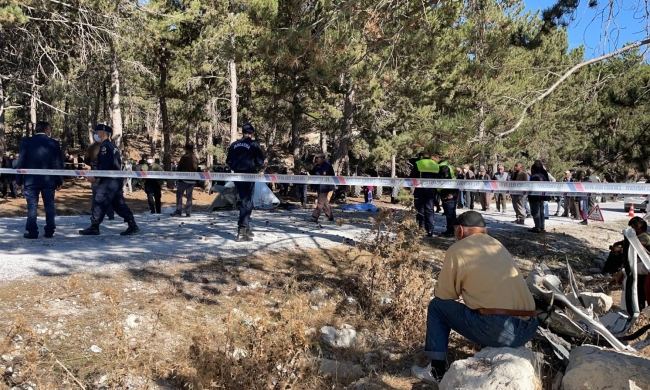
[411,152,439,237]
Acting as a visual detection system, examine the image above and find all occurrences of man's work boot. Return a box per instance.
[79,224,100,236]
[246,228,255,239]
[236,227,252,242]
[120,220,139,236]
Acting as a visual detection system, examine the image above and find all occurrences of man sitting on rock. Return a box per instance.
[412,211,539,384]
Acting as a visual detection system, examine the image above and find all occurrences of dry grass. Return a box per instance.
[1,210,638,389]
[0,213,442,389]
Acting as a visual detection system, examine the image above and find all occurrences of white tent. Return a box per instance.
[210,181,280,210]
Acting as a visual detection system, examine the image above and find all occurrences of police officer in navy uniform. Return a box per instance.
[79,124,139,236]
[226,122,265,242]
[15,121,64,239]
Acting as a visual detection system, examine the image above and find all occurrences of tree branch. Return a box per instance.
[496,36,650,139]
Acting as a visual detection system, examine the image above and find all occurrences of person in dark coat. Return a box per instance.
[528,160,550,233]
[172,143,199,217]
[79,124,139,236]
[310,154,336,223]
[226,122,265,242]
[412,153,439,237]
[141,158,163,214]
[15,121,64,238]
[84,136,115,220]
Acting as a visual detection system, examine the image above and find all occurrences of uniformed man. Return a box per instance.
[226,122,265,242]
[15,121,64,239]
[84,132,114,220]
[79,124,139,236]
[412,152,439,237]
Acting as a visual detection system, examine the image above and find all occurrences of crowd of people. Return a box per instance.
[407,155,608,237]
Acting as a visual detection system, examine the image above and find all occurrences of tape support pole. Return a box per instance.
[1,168,649,196]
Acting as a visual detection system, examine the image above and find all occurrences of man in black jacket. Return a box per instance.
[15,121,64,239]
[226,122,265,242]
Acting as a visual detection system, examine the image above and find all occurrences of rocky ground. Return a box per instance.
[0,184,649,389]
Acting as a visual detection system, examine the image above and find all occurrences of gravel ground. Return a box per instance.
[0,201,638,283]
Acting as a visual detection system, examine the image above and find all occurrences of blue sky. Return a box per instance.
[524,0,649,58]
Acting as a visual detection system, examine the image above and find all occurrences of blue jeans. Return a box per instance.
[424,298,538,360]
[24,186,56,236]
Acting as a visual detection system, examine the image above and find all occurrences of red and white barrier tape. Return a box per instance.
[1,168,649,196]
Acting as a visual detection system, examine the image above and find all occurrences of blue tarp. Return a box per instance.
[340,203,379,212]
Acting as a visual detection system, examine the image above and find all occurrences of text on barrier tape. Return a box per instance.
[1,168,649,196]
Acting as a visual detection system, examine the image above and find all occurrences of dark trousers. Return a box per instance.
[529,198,545,230]
[24,186,56,236]
[414,189,435,234]
[92,179,134,225]
[146,188,162,213]
[442,198,457,234]
[235,181,255,228]
[92,183,114,219]
[495,193,506,212]
[465,191,474,209]
[2,176,17,197]
[295,184,308,205]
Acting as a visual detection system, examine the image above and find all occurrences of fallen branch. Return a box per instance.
[497,36,650,139]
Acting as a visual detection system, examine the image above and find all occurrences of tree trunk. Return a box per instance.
[29,73,37,136]
[290,80,302,166]
[76,109,87,151]
[320,130,328,155]
[0,78,5,156]
[159,48,172,172]
[332,85,355,175]
[62,98,72,151]
[229,59,238,143]
[109,45,123,148]
[205,98,217,168]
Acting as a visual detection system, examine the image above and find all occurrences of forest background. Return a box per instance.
[1,0,649,181]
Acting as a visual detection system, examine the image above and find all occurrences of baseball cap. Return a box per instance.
[455,211,486,227]
[242,122,255,134]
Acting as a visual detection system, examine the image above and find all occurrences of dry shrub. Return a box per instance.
[351,209,434,344]
[171,316,322,389]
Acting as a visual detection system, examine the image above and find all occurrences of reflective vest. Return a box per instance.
[415,159,439,177]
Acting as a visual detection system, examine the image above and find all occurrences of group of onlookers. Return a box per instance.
[452,162,603,233]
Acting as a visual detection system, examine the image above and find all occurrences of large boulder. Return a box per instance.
[439,347,540,390]
[562,345,650,390]
[320,324,357,348]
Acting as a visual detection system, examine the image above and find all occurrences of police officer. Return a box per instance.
[226,122,265,242]
[79,124,139,236]
[84,131,115,220]
[15,121,64,239]
[412,152,439,237]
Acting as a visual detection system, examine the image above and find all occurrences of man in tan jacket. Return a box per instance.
[412,211,538,384]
